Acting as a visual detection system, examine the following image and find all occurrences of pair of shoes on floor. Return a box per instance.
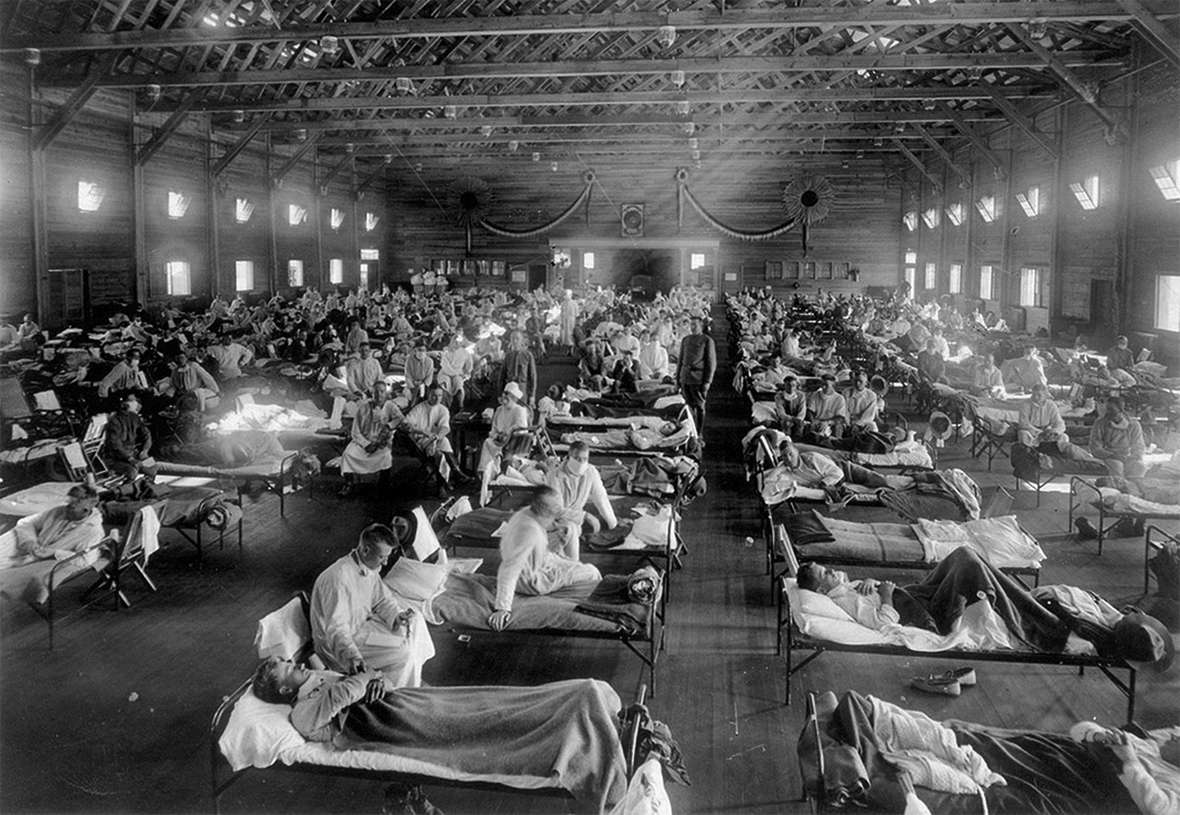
[383,784,444,815]
[1075,517,1099,541]
[910,667,977,697]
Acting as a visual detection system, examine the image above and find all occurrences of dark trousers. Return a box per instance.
[682,384,708,433]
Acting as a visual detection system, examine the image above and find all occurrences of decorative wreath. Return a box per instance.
[447,176,494,227]
[782,174,835,226]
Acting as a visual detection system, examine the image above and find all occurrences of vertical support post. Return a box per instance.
[131,94,148,306]
[266,134,279,295]
[1049,104,1067,321]
[965,159,977,304]
[1114,45,1140,331]
[350,166,361,291]
[998,145,1015,310]
[27,62,50,325]
[313,151,324,292]
[207,117,221,300]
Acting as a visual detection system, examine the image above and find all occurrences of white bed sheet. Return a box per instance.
[220,688,560,791]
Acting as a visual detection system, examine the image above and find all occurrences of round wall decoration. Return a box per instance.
[782,174,834,225]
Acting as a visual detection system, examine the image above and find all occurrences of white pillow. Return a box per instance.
[784,578,856,622]
[253,597,310,660]
[383,558,448,603]
[218,688,304,771]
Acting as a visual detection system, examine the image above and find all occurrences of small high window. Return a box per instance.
[234,197,254,224]
[975,194,997,223]
[168,190,191,219]
[945,202,964,227]
[330,207,345,230]
[77,180,105,212]
[1069,175,1100,210]
[690,253,707,270]
[1016,186,1042,218]
[921,207,940,229]
[582,252,596,270]
[364,212,379,231]
[902,211,918,232]
[288,204,308,226]
[360,248,380,261]
[1149,160,1180,202]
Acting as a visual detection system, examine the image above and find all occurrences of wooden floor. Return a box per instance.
[2,308,1178,814]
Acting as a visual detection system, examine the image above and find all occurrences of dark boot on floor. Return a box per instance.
[1074,517,1098,541]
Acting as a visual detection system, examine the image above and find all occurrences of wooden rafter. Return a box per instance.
[983,87,1060,158]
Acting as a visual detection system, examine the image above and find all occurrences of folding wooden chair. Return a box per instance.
[82,506,159,610]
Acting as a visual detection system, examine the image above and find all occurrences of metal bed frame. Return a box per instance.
[1069,476,1180,558]
[773,543,1138,724]
[210,660,652,814]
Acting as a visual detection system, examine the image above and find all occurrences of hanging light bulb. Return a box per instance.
[24,48,40,66]
[146,84,162,102]
[656,25,676,47]
[687,137,699,150]
[676,100,691,116]
[1028,18,1047,39]
[480,124,494,137]
[532,152,540,162]
[395,77,414,93]
[670,70,685,88]
[320,35,339,55]
[232,109,245,123]
[508,140,519,152]
[550,161,559,172]
[682,122,695,135]
[443,105,457,119]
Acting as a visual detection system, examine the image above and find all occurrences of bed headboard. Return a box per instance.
[779,525,802,578]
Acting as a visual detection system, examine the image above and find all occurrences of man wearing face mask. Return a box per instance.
[310,524,434,687]
[545,441,618,560]
[403,341,435,404]
[637,330,669,379]
[489,487,602,631]
[1089,397,1146,477]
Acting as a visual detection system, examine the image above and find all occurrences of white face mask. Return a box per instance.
[566,459,589,476]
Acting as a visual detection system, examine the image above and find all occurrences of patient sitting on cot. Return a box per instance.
[489,486,601,631]
[251,657,630,813]
[0,484,105,606]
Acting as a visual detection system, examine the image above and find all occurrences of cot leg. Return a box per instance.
[1097,506,1105,555]
[1127,670,1136,726]
[1079,665,1085,676]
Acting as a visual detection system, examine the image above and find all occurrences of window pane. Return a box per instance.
[234,260,254,292]
[329,258,344,284]
[582,252,595,270]
[949,264,962,294]
[924,262,936,290]
[166,261,191,296]
[1019,267,1039,307]
[288,259,304,287]
[979,265,994,300]
[1156,274,1180,331]
[904,266,916,291]
[690,253,707,270]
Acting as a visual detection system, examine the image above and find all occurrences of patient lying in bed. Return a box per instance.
[252,657,629,813]
[797,547,1174,663]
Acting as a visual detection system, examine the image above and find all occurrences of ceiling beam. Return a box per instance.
[1006,24,1126,141]
[272,134,322,186]
[235,109,999,133]
[317,150,353,191]
[913,124,973,184]
[33,53,117,150]
[48,52,1124,89]
[210,112,270,175]
[893,138,944,190]
[1115,0,1180,67]
[135,88,204,165]
[942,104,1007,177]
[983,87,1060,158]
[5,2,1175,52]
[319,129,934,148]
[148,86,1058,113]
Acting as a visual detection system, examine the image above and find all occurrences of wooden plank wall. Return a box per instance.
[384,159,904,297]
[0,64,390,326]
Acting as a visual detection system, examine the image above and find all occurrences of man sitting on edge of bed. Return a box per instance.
[796,547,1174,670]
[310,523,435,688]
[489,486,602,631]
[1017,383,1092,461]
[775,438,909,493]
[545,440,619,561]
[250,658,630,814]
[1089,396,1146,477]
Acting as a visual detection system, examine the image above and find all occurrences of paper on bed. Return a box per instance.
[911,516,1046,569]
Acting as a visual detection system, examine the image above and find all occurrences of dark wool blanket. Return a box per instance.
[338,679,628,814]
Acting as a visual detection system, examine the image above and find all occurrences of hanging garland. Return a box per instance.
[675,168,801,242]
[478,170,596,238]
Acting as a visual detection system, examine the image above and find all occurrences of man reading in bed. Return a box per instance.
[310,523,435,688]
[489,487,602,631]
